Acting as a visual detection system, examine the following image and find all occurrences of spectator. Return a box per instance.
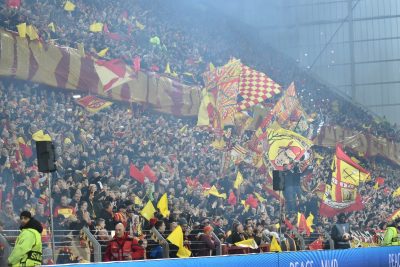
[331,213,352,249]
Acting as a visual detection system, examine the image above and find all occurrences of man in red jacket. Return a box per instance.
[103,223,146,261]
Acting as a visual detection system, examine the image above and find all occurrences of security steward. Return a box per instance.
[382,217,400,246]
[8,211,43,267]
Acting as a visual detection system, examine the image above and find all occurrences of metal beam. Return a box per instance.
[348,0,356,100]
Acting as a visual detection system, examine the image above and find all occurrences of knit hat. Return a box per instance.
[20,210,32,219]
[204,225,213,234]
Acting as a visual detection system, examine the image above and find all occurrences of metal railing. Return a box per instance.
[151,227,169,258]
[82,227,101,262]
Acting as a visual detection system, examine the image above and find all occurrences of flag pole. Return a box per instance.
[47,172,56,263]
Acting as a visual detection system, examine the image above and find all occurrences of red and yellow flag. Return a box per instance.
[76,95,112,113]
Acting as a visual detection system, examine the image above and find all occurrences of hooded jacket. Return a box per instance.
[8,217,43,267]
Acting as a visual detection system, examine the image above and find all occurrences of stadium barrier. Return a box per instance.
[48,246,400,267]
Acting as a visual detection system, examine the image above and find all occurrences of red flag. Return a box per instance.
[103,24,110,34]
[308,238,324,250]
[7,0,21,8]
[245,194,258,209]
[297,213,310,236]
[284,218,294,230]
[186,177,199,188]
[19,143,33,158]
[133,56,141,72]
[130,163,145,184]
[376,177,385,186]
[142,164,157,183]
[228,192,237,206]
[150,65,159,72]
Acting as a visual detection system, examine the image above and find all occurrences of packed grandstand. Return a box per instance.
[0,0,399,264]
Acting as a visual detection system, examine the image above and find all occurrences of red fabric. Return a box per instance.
[284,218,294,230]
[130,163,145,184]
[133,56,141,72]
[228,192,237,206]
[96,59,126,77]
[142,164,157,182]
[7,0,21,8]
[245,194,258,209]
[308,238,324,250]
[19,143,33,158]
[297,213,310,236]
[376,177,385,186]
[150,65,159,72]
[319,194,364,217]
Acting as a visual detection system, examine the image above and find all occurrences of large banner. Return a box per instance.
[316,125,400,165]
[0,29,201,116]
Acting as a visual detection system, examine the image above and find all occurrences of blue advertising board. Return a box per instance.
[52,246,400,267]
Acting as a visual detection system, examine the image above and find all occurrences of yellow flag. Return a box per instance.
[373,182,379,190]
[208,186,226,199]
[48,22,56,32]
[97,47,109,57]
[254,192,266,203]
[17,23,27,38]
[135,20,145,30]
[165,62,171,74]
[157,193,170,218]
[211,139,225,150]
[209,62,215,71]
[32,130,52,141]
[179,125,188,133]
[77,42,85,56]
[134,196,143,206]
[306,213,314,233]
[140,200,156,221]
[393,187,400,198]
[166,225,192,258]
[197,90,211,126]
[234,172,244,189]
[241,200,250,212]
[270,236,282,252]
[64,0,76,11]
[26,25,39,40]
[89,22,104,32]
[235,239,258,249]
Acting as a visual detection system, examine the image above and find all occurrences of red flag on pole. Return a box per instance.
[142,164,157,183]
[7,0,21,8]
[228,192,237,206]
[245,194,258,209]
[130,163,145,184]
[133,56,141,72]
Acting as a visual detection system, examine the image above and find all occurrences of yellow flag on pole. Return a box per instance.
[97,48,109,57]
[32,130,52,141]
[89,22,104,32]
[17,23,27,38]
[234,171,244,189]
[140,200,156,221]
[393,187,400,198]
[166,225,192,258]
[208,185,227,199]
[209,62,215,71]
[270,236,282,252]
[26,25,39,40]
[64,1,76,11]
[135,20,145,30]
[48,22,56,32]
[254,192,266,203]
[165,62,171,74]
[306,213,314,233]
[157,193,170,218]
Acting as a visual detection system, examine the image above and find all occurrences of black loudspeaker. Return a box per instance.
[36,141,56,173]
[272,170,285,191]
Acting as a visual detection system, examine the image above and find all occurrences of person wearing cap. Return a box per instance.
[382,217,400,246]
[331,213,352,249]
[8,211,43,267]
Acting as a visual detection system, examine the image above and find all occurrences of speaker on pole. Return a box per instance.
[36,141,56,173]
[272,170,285,191]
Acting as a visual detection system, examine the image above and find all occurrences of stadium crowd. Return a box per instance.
[0,0,400,264]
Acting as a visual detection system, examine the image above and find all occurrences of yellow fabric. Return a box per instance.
[17,137,25,145]
[32,130,52,141]
[393,187,400,198]
[89,23,104,32]
[306,213,314,233]
[64,0,76,11]
[179,125,188,133]
[26,25,39,40]
[165,62,171,74]
[97,47,109,57]
[234,171,244,189]
[254,192,266,203]
[208,186,227,199]
[167,225,192,258]
[211,139,225,150]
[235,238,258,249]
[134,196,143,206]
[77,42,85,56]
[135,20,145,30]
[140,200,156,221]
[270,236,282,252]
[157,193,170,218]
[64,138,72,144]
[209,62,215,71]
[373,182,379,190]
[197,89,212,126]
[17,23,27,38]
[48,22,56,33]
[241,200,250,212]
[150,36,161,46]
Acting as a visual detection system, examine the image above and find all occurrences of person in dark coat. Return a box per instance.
[198,226,220,256]
[331,213,352,249]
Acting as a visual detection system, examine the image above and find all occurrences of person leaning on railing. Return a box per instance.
[382,218,400,246]
[7,211,43,267]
